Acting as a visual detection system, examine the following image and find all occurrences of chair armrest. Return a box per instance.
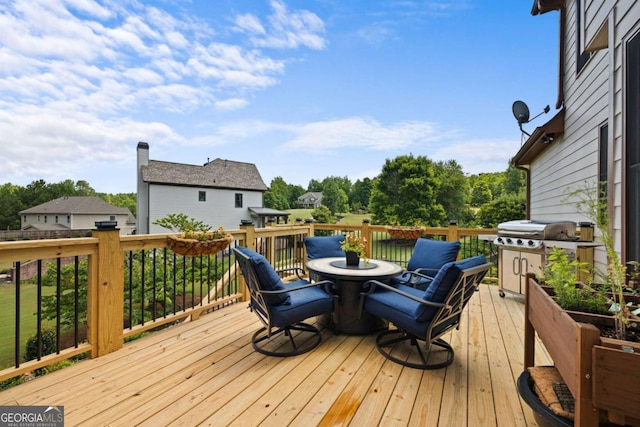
[276,266,306,280]
[360,280,451,309]
[394,270,435,288]
[258,279,335,295]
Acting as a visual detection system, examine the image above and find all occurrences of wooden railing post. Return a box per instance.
[92,221,124,356]
[362,219,372,258]
[447,220,459,243]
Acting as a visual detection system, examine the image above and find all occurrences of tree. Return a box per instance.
[470,181,492,207]
[369,154,446,226]
[321,180,348,214]
[287,184,305,209]
[477,193,525,227]
[433,160,468,224]
[101,192,137,217]
[307,179,323,192]
[504,163,525,195]
[350,178,372,212]
[264,177,290,210]
[0,183,24,229]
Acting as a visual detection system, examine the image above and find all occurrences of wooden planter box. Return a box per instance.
[524,275,640,426]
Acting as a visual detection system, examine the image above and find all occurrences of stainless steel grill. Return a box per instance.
[493,220,577,249]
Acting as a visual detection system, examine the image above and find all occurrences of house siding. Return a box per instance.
[147,184,262,233]
[526,0,640,270]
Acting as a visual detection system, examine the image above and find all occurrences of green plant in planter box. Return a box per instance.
[543,246,610,314]
[564,182,630,339]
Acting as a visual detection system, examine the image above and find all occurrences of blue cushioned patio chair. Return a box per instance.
[361,256,491,369]
[304,234,346,259]
[234,246,337,357]
[303,234,346,281]
[390,238,461,290]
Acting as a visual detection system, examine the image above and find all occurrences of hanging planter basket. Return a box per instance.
[386,226,425,240]
[167,234,233,256]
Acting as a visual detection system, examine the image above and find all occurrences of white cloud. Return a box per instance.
[278,117,443,153]
[0,105,180,183]
[234,0,327,50]
[429,138,517,174]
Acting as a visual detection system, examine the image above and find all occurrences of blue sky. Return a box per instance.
[0,0,559,193]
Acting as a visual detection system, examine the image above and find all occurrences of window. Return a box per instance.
[55,215,59,223]
[110,215,116,221]
[576,0,592,74]
[67,215,70,224]
[199,191,206,202]
[44,216,47,223]
[598,123,608,192]
[235,193,243,208]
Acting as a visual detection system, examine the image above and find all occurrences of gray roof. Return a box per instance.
[141,158,268,191]
[248,207,291,217]
[23,223,70,231]
[298,192,323,201]
[20,196,133,216]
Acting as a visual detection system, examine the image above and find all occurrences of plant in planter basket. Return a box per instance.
[386,218,425,240]
[340,233,367,266]
[564,183,635,339]
[153,213,233,256]
[542,246,610,315]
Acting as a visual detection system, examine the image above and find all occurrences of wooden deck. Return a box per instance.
[0,284,551,426]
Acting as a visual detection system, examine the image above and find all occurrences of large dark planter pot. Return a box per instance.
[517,369,573,427]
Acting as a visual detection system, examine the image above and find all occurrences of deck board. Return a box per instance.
[0,285,548,426]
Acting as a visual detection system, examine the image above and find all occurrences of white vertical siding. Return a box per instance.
[148,184,262,233]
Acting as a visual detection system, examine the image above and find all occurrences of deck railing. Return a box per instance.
[0,221,497,383]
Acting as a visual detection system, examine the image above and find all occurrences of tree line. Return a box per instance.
[264,154,527,228]
[0,154,525,231]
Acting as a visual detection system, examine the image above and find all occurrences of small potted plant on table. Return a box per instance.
[340,233,367,266]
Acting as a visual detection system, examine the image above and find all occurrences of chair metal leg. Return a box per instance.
[375,329,455,370]
[251,322,323,357]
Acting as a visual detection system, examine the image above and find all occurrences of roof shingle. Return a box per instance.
[141,158,268,191]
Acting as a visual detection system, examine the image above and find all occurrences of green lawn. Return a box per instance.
[0,284,56,369]
[287,209,370,226]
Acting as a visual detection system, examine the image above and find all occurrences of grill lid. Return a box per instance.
[497,220,576,240]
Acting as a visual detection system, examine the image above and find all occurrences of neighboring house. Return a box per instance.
[512,1,640,270]
[19,196,136,235]
[298,192,323,209]
[136,142,288,234]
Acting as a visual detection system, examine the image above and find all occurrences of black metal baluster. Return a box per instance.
[14,262,20,368]
[190,256,195,309]
[172,252,177,315]
[56,258,61,354]
[36,260,42,359]
[140,249,145,326]
[163,248,167,318]
[152,249,157,321]
[74,256,79,347]
[128,251,133,330]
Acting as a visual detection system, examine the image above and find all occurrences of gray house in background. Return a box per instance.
[298,192,323,209]
[136,142,287,234]
[20,196,136,235]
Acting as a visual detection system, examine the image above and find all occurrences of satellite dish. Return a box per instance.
[512,100,550,139]
[512,100,530,124]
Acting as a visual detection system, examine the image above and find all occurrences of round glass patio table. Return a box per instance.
[306,257,403,334]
